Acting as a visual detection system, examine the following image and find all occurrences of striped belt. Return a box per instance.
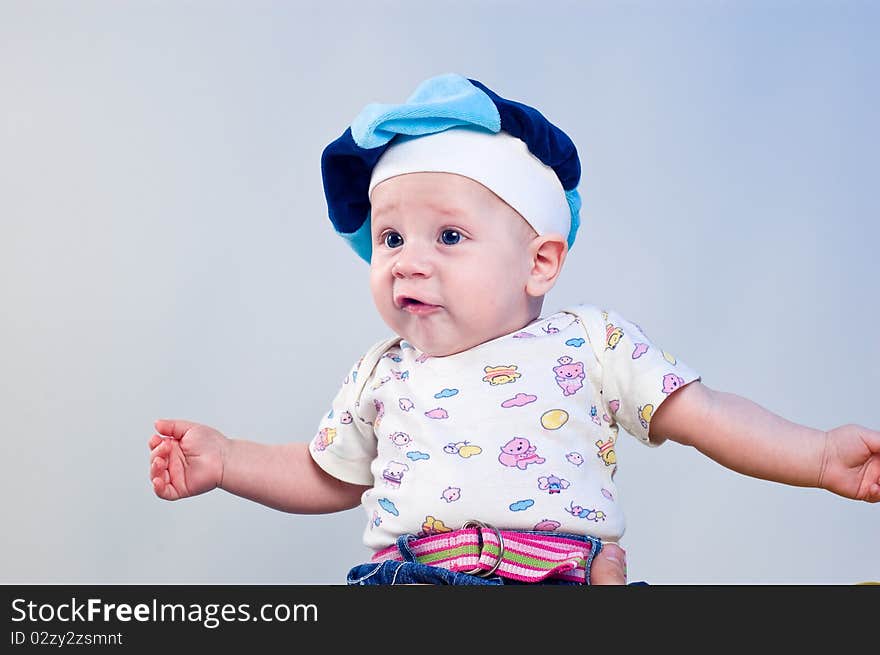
[371,521,596,583]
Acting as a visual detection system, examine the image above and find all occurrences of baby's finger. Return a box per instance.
[868,482,880,503]
[863,427,880,453]
[152,475,178,501]
[152,476,167,497]
[154,419,198,440]
[590,543,627,585]
[150,456,167,477]
[148,434,162,449]
[150,440,168,460]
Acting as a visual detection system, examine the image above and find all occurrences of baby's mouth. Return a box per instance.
[397,296,442,314]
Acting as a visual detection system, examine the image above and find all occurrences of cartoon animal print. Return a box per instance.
[441,487,461,502]
[482,365,521,386]
[381,461,409,488]
[596,438,616,467]
[533,519,561,531]
[537,474,570,494]
[389,432,412,448]
[565,502,606,522]
[420,516,453,536]
[605,323,624,350]
[313,427,336,451]
[662,373,685,394]
[498,437,545,470]
[638,404,654,430]
[373,399,386,430]
[553,356,585,396]
[443,441,482,458]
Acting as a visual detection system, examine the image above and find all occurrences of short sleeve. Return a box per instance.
[308,353,379,486]
[582,307,701,446]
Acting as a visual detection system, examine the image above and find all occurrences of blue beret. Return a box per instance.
[320,73,582,262]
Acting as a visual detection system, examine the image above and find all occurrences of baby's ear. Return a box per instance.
[526,233,568,297]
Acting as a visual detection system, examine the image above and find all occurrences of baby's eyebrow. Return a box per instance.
[372,200,468,222]
[370,201,396,221]
[424,202,468,219]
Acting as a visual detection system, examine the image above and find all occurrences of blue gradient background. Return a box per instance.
[1,1,877,584]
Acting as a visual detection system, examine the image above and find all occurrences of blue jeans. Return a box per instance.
[346,532,602,586]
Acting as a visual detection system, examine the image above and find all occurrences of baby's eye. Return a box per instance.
[384,231,404,248]
[440,229,462,245]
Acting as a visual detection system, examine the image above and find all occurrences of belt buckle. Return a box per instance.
[461,520,505,577]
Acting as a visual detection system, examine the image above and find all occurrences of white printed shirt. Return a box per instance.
[308,305,700,551]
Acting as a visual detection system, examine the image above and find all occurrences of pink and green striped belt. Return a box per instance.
[371,521,598,584]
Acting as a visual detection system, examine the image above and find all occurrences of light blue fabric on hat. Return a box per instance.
[351,73,501,149]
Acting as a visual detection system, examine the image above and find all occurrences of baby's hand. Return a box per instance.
[148,419,227,501]
[818,424,880,502]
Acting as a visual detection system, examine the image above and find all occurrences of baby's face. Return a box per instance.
[369,172,540,357]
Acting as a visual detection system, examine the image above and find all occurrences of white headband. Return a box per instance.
[367,127,571,239]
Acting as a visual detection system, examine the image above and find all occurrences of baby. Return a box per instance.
[149,73,879,585]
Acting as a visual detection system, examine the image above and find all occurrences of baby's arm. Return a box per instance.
[220,438,367,513]
[649,382,880,501]
[149,419,368,514]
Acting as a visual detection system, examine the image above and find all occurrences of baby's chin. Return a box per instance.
[381,308,539,357]
[406,338,468,358]
[404,328,506,358]
[396,330,479,358]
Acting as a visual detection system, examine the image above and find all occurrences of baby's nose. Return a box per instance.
[392,242,434,278]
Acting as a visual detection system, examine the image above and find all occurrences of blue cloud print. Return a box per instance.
[565,338,585,347]
[509,499,535,512]
[378,498,399,516]
[406,451,430,461]
[434,388,459,399]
